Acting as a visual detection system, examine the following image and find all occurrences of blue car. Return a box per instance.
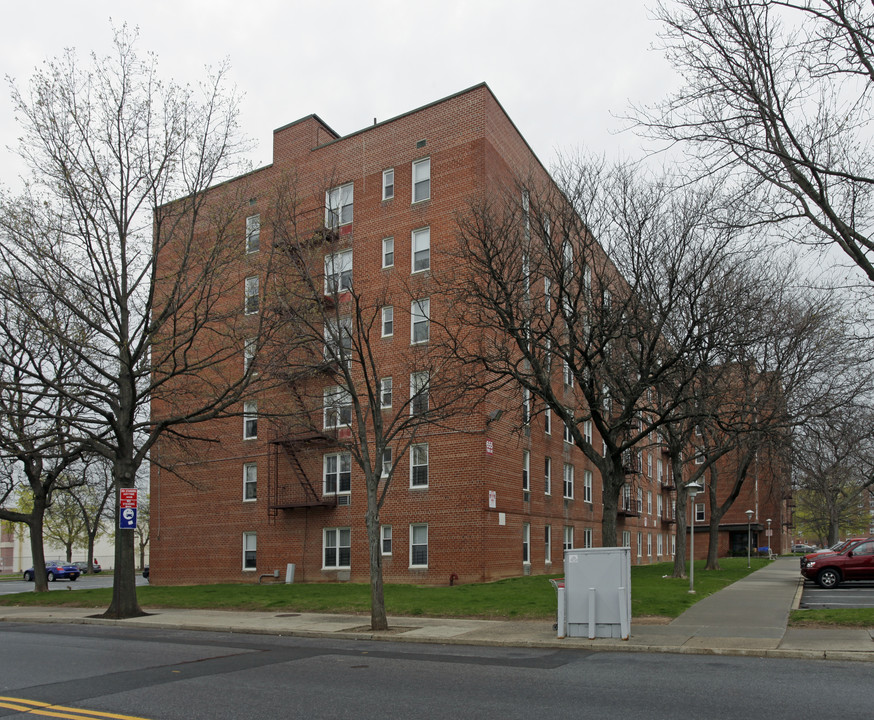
[23,561,81,582]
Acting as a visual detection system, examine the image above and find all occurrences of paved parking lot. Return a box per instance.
[0,572,149,596]
[800,580,874,609]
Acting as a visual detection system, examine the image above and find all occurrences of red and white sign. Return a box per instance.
[120,489,138,509]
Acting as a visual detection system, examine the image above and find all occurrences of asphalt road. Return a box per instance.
[0,572,149,596]
[800,579,874,609]
[0,623,871,720]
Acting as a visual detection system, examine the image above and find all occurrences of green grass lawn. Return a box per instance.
[0,557,771,620]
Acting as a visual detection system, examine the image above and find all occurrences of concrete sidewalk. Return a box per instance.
[0,558,871,661]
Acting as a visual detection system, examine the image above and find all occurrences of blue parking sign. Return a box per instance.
[119,507,138,530]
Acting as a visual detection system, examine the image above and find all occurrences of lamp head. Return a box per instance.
[745,509,754,520]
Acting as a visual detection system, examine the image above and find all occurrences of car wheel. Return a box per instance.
[817,568,841,588]
[47,572,55,582]
[23,571,33,581]
[70,575,77,582]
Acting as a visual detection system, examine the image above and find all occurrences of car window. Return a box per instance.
[851,542,874,557]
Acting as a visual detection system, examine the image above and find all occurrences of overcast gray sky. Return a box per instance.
[0,1,677,183]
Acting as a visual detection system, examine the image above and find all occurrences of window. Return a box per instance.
[382,237,394,268]
[412,227,430,272]
[563,526,574,552]
[647,453,653,478]
[584,469,593,503]
[324,452,351,495]
[380,377,392,409]
[657,495,663,518]
[324,316,352,359]
[695,503,706,523]
[243,532,257,570]
[637,532,642,558]
[544,407,551,435]
[647,533,652,557]
[410,523,428,566]
[657,459,664,483]
[411,298,430,344]
[637,488,643,514]
[563,463,574,499]
[544,457,552,495]
[323,527,351,569]
[695,453,705,465]
[410,443,428,487]
[563,421,573,444]
[583,420,592,445]
[382,169,394,200]
[522,388,530,426]
[544,276,552,312]
[381,306,394,337]
[244,338,256,374]
[584,528,593,549]
[647,491,653,515]
[622,530,631,549]
[412,157,430,202]
[323,386,352,429]
[381,447,392,478]
[410,371,429,416]
[381,525,392,555]
[244,276,259,314]
[325,249,353,294]
[522,450,530,492]
[243,401,257,439]
[563,360,574,387]
[545,525,552,563]
[522,522,530,564]
[326,182,353,227]
[245,214,260,254]
[243,463,257,501]
[657,534,664,557]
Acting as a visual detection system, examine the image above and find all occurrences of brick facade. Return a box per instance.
[150,84,787,586]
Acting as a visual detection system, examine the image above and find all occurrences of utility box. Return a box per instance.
[557,547,631,640]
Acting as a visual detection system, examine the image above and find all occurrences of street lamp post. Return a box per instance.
[745,509,755,569]
[687,482,703,594]
[766,518,772,558]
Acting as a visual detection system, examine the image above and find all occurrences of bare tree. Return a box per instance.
[266,176,472,631]
[794,408,874,544]
[641,0,874,288]
[67,458,115,571]
[445,157,757,546]
[0,26,276,617]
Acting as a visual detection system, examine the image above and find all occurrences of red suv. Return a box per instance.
[801,537,874,588]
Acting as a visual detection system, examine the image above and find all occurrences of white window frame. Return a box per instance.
[647,491,653,515]
[544,407,551,435]
[381,447,392,479]
[323,386,353,429]
[244,276,259,315]
[243,463,257,502]
[647,533,653,557]
[522,522,530,564]
[583,420,592,445]
[563,421,573,445]
[410,371,429,416]
[410,443,429,488]
[323,452,352,496]
[246,214,260,254]
[324,315,353,360]
[244,338,256,375]
[696,502,706,523]
[657,495,663,518]
[657,533,664,557]
[381,306,394,337]
[243,401,257,440]
[382,237,395,268]
[323,527,351,569]
[411,298,430,344]
[563,359,574,387]
[243,532,256,571]
[412,227,430,273]
[410,523,428,567]
[563,526,574,552]
[382,168,394,201]
[563,463,574,499]
[326,182,353,228]
[381,525,392,555]
[380,377,393,409]
[325,249,353,295]
[412,157,430,203]
[622,530,631,549]
[545,524,552,564]
[522,450,530,492]
[522,388,530,426]
[637,532,642,559]
[583,469,593,503]
[584,528,594,549]
[544,456,552,495]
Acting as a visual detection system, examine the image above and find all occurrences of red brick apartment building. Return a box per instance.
[149,84,786,586]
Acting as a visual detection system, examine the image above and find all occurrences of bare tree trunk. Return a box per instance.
[672,485,688,579]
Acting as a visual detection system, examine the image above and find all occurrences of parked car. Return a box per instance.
[23,561,81,582]
[800,538,867,568]
[74,560,102,574]
[792,543,817,554]
[801,537,874,587]
[142,566,149,580]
